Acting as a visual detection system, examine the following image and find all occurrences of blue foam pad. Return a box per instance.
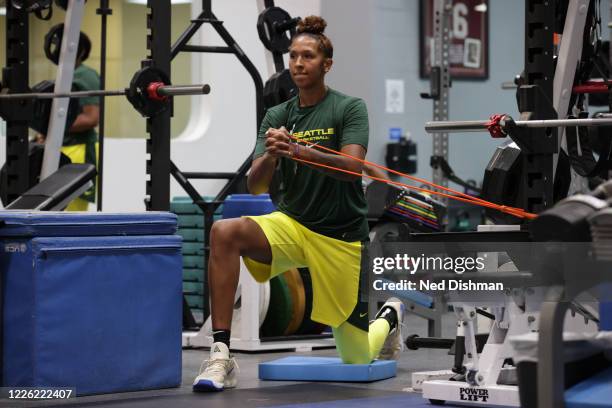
[566,367,612,408]
[259,356,396,382]
[0,211,177,237]
[381,279,433,308]
[270,395,501,408]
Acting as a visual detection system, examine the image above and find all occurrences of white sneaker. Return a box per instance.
[193,342,238,392]
[375,297,406,360]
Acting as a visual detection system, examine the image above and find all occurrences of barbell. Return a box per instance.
[425,115,612,134]
[0,66,211,117]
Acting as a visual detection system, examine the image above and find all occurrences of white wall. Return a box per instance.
[323,0,525,190]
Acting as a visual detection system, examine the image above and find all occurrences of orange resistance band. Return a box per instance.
[287,135,536,220]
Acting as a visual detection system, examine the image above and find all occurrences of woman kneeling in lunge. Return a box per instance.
[193,15,405,392]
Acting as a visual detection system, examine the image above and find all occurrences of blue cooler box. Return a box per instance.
[1,212,183,396]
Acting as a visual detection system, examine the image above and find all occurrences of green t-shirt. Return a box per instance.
[254,88,369,242]
[63,64,100,147]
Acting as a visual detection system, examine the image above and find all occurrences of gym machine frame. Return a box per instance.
[411,0,605,406]
[424,0,452,194]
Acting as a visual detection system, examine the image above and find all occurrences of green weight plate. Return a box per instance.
[177,215,205,228]
[171,196,223,215]
[171,201,203,215]
[183,268,205,282]
[283,268,305,336]
[260,274,293,338]
[183,255,205,269]
[185,294,204,309]
[183,281,204,295]
[178,228,205,242]
[182,242,204,255]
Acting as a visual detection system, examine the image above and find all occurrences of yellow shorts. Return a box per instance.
[243,211,362,328]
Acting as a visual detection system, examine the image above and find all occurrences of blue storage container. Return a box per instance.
[1,212,182,396]
[222,194,276,219]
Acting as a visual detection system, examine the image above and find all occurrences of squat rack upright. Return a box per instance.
[146,0,265,325]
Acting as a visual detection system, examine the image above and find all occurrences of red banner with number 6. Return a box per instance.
[420,0,489,79]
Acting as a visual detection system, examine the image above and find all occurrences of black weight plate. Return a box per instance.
[127,66,170,117]
[257,7,294,54]
[44,23,64,65]
[55,0,69,10]
[263,69,297,110]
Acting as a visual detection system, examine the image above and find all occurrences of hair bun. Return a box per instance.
[297,15,327,35]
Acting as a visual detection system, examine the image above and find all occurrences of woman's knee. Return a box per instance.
[210,219,243,250]
[210,218,260,251]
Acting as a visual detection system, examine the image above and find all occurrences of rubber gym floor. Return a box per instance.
[3,314,511,408]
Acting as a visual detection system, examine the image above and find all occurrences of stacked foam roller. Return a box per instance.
[170,197,223,312]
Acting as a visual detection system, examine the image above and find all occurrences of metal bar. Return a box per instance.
[145,0,171,212]
[426,120,491,132]
[0,89,126,99]
[553,0,591,184]
[170,160,207,324]
[501,81,517,90]
[276,17,300,33]
[425,117,612,133]
[181,172,237,179]
[203,0,211,16]
[431,0,452,193]
[0,84,210,100]
[2,3,31,205]
[180,45,234,53]
[505,81,610,93]
[170,161,205,204]
[170,11,206,60]
[41,0,87,180]
[537,289,569,408]
[156,84,211,96]
[97,0,112,211]
[405,336,454,350]
[573,82,609,93]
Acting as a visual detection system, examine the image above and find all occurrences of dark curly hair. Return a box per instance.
[77,31,91,62]
[294,15,333,58]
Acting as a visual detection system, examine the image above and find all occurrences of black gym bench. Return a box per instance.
[5,163,96,211]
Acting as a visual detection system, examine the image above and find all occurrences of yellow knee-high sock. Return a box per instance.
[368,318,391,361]
[333,319,391,364]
